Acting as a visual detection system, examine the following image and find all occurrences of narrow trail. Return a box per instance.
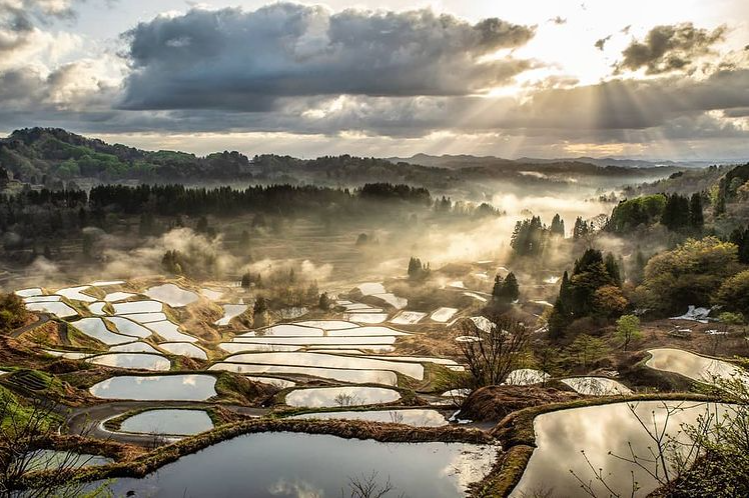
[64,401,268,446]
[10,312,51,338]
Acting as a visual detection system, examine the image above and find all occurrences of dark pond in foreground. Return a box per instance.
[101,432,495,497]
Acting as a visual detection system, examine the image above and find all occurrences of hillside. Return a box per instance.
[0,128,685,193]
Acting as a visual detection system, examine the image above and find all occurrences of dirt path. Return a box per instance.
[64,401,269,446]
[10,312,51,338]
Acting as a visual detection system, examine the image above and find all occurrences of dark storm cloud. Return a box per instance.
[119,3,536,111]
[616,22,727,74]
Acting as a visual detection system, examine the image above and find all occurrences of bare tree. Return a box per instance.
[343,471,405,498]
[458,316,531,389]
[0,393,109,497]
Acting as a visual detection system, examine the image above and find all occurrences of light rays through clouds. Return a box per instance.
[0,0,748,159]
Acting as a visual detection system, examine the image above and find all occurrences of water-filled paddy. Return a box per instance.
[222,352,424,379]
[73,318,133,345]
[231,336,398,346]
[214,304,248,326]
[292,408,448,427]
[25,450,112,472]
[26,301,77,318]
[120,312,168,323]
[285,386,401,407]
[505,369,550,386]
[209,363,397,385]
[56,286,97,302]
[88,302,107,315]
[511,401,732,497]
[88,353,171,371]
[219,343,303,353]
[107,317,153,338]
[23,295,61,303]
[89,374,217,400]
[561,377,632,396]
[160,342,207,359]
[295,320,359,330]
[145,284,199,307]
[345,313,389,324]
[646,348,747,385]
[113,301,163,315]
[242,324,324,337]
[103,292,136,302]
[109,342,162,354]
[147,321,197,342]
[15,288,44,297]
[431,307,458,323]
[391,311,426,325]
[99,432,495,498]
[119,409,213,436]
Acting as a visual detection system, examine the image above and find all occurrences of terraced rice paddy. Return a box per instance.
[25,301,77,318]
[285,386,401,407]
[119,409,213,436]
[209,363,398,385]
[89,374,217,400]
[431,307,458,323]
[88,353,171,371]
[214,304,247,326]
[73,318,134,345]
[505,369,550,386]
[160,342,207,359]
[147,321,198,342]
[101,432,495,497]
[113,301,163,315]
[291,408,448,427]
[561,377,632,395]
[107,317,153,338]
[146,284,199,308]
[646,348,747,385]
[56,286,97,302]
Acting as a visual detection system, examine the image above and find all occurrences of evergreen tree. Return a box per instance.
[491,275,504,301]
[241,272,251,289]
[689,193,704,231]
[253,297,268,315]
[573,217,589,239]
[550,214,565,237]
[501,273,520,302]
[604,252,622,287]
[548,271,572,340]
[318,292,331,310]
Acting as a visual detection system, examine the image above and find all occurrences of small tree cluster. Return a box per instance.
[491,273,519,304]
[407,257,430,280]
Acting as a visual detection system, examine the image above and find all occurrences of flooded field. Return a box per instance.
[291,408,448,427]
[89,375,217,400]
[101,432,495,497]
[88,353,171,371]
[512,401,732,497]
[119,409,214,436]
[285,386,401,407]
[646,348,747,385]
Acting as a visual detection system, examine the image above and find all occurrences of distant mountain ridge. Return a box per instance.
[387,153,721,170]
[0,128,690,191]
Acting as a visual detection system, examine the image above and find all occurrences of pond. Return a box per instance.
[209,363,397,385]
[73,318,134,345]
[24,450,112,472]
[285,386,401,408]
[145,284,199,308]
[511,400,733,497]
[98,432,495,498]
[561,377,632,396]
[291,408,448,427]
[89,374,217,401]
[88,353,171,371]
[119,409,213,436]
[160,342,207,360]
[221,352,423,379]
[646,348,747,385]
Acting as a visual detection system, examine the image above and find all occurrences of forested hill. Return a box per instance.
[0,127,684,189]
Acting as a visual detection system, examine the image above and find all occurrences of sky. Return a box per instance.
[0,0,748,160]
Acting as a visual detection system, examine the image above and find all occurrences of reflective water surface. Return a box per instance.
[101,432,495,498]
[119,409,213,436]
[291,408,448,427]
[89,374,217,400]
[285,386,401,407]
